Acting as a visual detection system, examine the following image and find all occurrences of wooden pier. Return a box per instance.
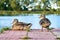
[0,29,57,40]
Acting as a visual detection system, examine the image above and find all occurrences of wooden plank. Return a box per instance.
[0,30,57,40]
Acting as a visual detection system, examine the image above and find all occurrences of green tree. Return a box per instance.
[9,0,18,10]
[0,0,5,10]
[1,0,13,10]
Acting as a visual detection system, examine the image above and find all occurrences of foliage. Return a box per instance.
[0,11,60,16]
[0,27,11,33]
[2,27,10,31]
[0,0,60,11]
[0,0,60,15]
[0,29,4,33]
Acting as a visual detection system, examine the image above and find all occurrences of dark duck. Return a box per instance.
[39,14,51,32]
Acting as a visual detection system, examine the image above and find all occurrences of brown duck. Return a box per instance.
[12,19,32,30]
[39,14,51,31]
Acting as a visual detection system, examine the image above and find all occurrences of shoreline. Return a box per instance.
[0,11,60,16]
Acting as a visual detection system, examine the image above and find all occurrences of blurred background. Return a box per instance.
[0,0,60,11]
[0,0,60,29]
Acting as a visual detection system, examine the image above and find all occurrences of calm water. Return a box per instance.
[0,14,60,29]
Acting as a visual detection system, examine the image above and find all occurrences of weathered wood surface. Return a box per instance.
[0,29,57,40]
[52,29,60,39]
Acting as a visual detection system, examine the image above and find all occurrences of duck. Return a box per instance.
[12,19,32,30]
[39,14,51,32]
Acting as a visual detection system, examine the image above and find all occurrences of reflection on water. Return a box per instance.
[0,14,60,29]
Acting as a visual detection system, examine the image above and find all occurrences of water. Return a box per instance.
[0,14,60,29]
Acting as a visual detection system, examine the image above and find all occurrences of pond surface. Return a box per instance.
[0,14,60,29]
